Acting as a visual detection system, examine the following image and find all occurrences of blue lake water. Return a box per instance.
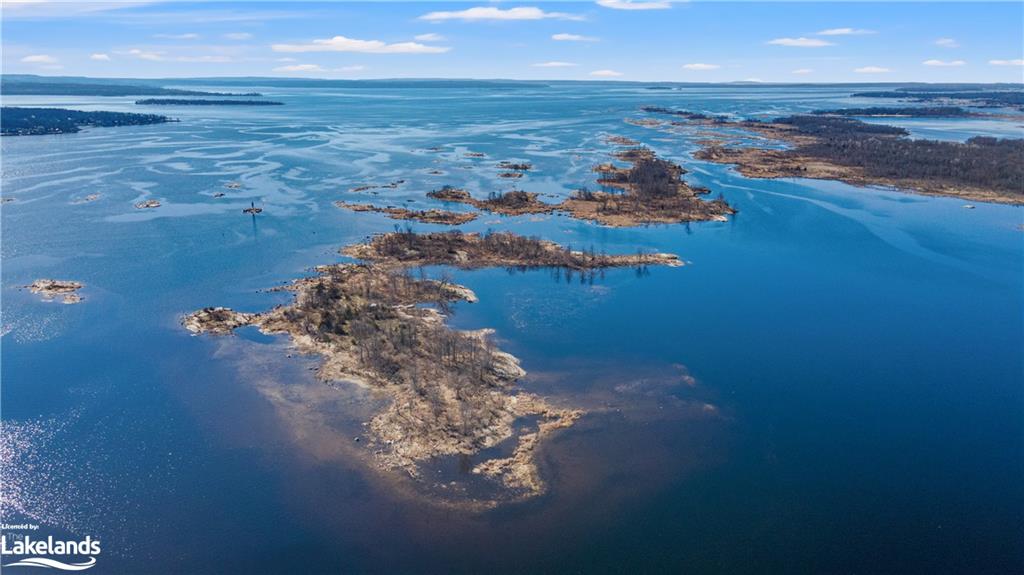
[2,83,1022,573]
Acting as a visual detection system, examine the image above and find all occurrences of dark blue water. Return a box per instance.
[2,84,1022,574]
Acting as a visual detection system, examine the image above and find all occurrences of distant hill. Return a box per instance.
[0,74,544,91]
[134,98,283,106]
[1,75,261,97]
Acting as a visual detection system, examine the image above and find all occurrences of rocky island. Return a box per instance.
[427,187,557,216]
[184,230,682,500]
[334,201,478,225]
[341,229,682,270]
[26,279,84,304]
[561,147,736,226]
[426,147,735,227]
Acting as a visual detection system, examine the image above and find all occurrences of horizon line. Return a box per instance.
[4,73,1022,86]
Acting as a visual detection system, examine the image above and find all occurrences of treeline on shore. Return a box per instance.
[772,115,1024,195]
[851,89,1024,109]
[1,107,171,136]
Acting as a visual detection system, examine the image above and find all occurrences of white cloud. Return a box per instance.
[552,33,598,42]
[90,53,111,61]
[590,69,623,77]
[419,6,584,22]
[767,37,833,47]
[681,62,719,70]
[176,55,232,63]
[816,28,874,36]
[127,48,164,61]
[223,32,253,40]
[596,0,671,10]
[934,38,959,48]
[20,54,58,63]
[336,65,366,72]
[3,1,163,19]
[414,33,445,42]
[989,59,1024,66]
[272,35,450,54]
[791,68,813,75]
[533,61,578,67]
[854,66,890,73]
[923,59,965,67]
[273,63,324,72]
[154,32,199,40]
[121,49,229,63]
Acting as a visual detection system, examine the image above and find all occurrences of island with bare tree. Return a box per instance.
[427,187,557,216]
[425,148,736,227]
[561,147,735,226]
[184,230,682,501]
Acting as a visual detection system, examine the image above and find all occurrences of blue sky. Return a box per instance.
[3,1,1023,82]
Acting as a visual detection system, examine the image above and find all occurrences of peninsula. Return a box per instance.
[184,230,682,500]
[849,89,1024,110]
[812,106,977,117]
[642,107,1024,204]
[1,107,172,136]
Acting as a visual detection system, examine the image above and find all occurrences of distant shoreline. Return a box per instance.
[134,98,283,106]
[1,107,173,136]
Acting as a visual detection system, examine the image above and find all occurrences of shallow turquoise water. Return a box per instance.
[2,84,1022,573]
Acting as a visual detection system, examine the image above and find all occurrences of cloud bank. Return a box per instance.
[273,35,450,54]
[419,7,583,22]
